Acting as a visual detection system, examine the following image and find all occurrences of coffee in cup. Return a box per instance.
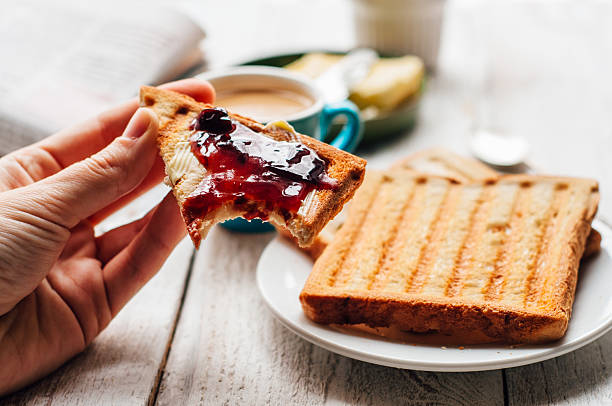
[214,89,315,123]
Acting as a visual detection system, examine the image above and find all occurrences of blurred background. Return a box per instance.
[1,0,611,213]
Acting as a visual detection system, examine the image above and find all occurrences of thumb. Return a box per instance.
[9,108,159,230]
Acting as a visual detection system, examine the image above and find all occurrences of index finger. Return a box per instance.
[37,78,215,170]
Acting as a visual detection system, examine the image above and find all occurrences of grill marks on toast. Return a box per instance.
[335,177,404,288]
[325,174,385,287]
[484,182,531,302]
[444,184,493,297]
[376,178,452,292]
[365,178,417,290]
[497,182,555,306]
[524,184,568,308]
[297,148,600,265]
[405,184,457,294]
[461,182,517,300]
[419,185,486,296]
[310,174,598,310]
[301,172,600,342]
[369,177,436,291]
[535,182,598,310]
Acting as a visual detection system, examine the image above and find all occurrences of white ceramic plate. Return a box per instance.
[256,219,612,372]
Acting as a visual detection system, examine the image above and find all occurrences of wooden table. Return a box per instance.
[5,0,612,404]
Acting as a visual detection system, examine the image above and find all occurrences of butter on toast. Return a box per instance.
[140,86,366,248]
[297,148,601,259]
[300,172,599,343]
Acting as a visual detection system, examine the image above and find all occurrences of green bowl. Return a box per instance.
[237,51,423,144]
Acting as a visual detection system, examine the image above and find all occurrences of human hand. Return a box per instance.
[0,79,214,396]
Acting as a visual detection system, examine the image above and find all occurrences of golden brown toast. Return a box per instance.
[393,148,601,258]
[297,148,600,259]
[293,148,497,259]
[140,86,366,248]
[300,172,599,344]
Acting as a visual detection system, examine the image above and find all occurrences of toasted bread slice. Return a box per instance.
[294,148,601,260]
[394,148,601,257]
[300,172,599,343]
[140,86,366,248]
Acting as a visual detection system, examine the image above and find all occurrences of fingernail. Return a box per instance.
[123,108,156,139]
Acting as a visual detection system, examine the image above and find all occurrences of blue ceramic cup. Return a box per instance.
[196,66,363,232]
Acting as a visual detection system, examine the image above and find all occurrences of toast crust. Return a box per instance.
[140,86,366,247]
[300,172,599,344]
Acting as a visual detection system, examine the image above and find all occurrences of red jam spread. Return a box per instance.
[183,108,337,221]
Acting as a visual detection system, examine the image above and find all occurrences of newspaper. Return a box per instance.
[0,1,205,155]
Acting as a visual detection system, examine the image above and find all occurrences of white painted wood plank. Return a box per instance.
[156,227,504,406]
[506,331,612,405]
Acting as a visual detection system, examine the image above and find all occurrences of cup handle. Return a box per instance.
[319,100,363,153]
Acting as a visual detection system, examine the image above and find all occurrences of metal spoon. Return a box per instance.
[469,129,530,169]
